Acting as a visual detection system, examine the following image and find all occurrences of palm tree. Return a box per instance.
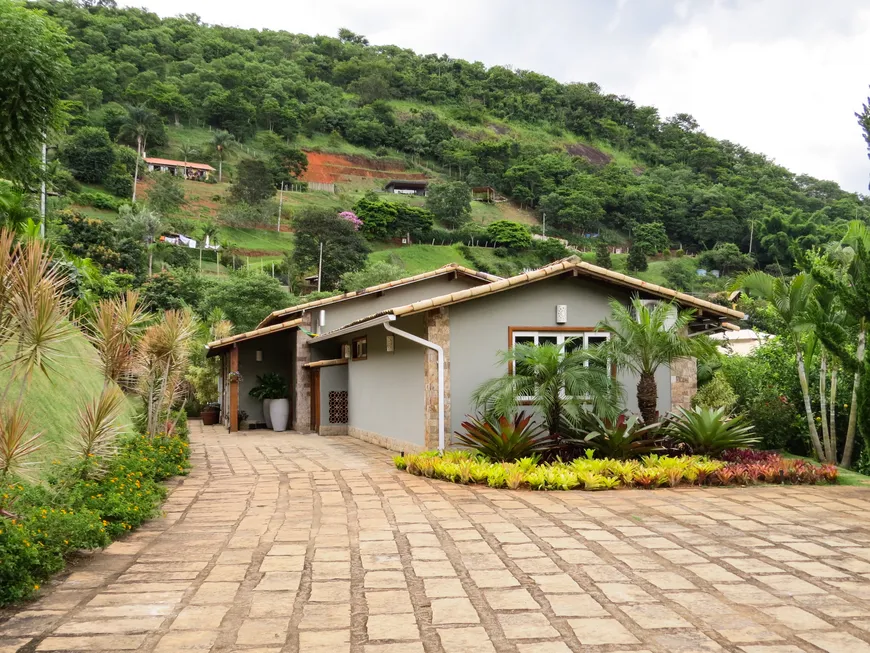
[118,204,163,276]
[117,105,161,203]
[740,271,826,461]
[597,297,708,425]
[209,130,236,183]
[472,342,621,440]
[176,142,199,179]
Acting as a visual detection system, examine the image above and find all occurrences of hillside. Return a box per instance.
[33,0,869,285]
[0,327,135,474]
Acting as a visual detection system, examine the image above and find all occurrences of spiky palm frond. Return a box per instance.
[472,342,621,436]
[69,385,126,477]
[596,297,704,376]
[0,405,42,480]
[87,291,150,388]
[136,309,198,438]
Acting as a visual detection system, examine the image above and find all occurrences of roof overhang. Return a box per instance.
[205,318,302,357]
[257,264,500,329]
[307,315,396,344]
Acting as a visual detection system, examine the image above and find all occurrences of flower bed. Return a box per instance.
[394,449,838,491]
[0,428,190,605]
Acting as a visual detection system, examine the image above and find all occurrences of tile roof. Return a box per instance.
[144,157,216,171]
[389,258,745,319]
[205,318,302,356]
[313,257,744,341]
[257,263,501,328]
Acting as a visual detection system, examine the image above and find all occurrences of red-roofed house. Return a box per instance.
[144,156,216,181]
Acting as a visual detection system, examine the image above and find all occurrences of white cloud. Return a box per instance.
[627,1,870,193]
[121,0,870,193]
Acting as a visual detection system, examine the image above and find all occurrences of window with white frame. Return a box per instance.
[510,330,610,401]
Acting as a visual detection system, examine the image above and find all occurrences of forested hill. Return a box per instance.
[35,1,869,272]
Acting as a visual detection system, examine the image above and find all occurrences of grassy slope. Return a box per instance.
[1,327,135,475]
[369,244,473,275]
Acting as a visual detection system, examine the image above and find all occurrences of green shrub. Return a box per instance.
[454,412,550,462]
[0,431,190,606]
[693,372,737,412]
[665,407,759,455]
[486,220,532,249]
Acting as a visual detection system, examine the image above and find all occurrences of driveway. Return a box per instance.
[4,423,870,653]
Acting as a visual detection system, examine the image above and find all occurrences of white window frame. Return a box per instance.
[510,330,610,402]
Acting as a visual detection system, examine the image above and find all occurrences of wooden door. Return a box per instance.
[310,369,320,432]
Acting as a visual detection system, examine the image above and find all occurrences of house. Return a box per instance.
[144,156,216,181]
[384,180,428,196]
[471,186,495,202]
[711,328,771,356]
[207,258,743,453]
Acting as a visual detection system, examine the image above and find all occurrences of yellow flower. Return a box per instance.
[33,584,39,590]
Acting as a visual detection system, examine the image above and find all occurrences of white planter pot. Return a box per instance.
[270,398,290,432]
[263,398,273,429]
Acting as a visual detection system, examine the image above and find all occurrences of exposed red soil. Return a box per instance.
[565,143,612,166]
[301,151,428,183]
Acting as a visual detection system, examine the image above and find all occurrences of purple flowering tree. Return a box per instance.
[339,211,363,231]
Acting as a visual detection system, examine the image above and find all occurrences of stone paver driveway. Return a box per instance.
[5,424,870,652]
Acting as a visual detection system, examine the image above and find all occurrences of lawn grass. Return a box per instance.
[369,244,473,275]
[219,225,295,254]
[0,327,136,476]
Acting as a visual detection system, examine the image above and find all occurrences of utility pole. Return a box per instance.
[277,182,284,232]
[199,248,202,270]
[317,241,323,293]
[40,138,47,238]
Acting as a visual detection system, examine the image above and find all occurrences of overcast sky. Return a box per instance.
[124,0,870,194]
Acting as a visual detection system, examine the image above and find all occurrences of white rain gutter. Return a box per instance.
[383,315,445,453]
[309,315,394,342]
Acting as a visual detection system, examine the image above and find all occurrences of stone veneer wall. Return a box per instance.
[348,426,426,454]
[670,357,697,411]
[319,424,348,436]
[424,308,451,450]
[293,313,313,432]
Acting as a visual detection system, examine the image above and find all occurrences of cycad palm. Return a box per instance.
[740,271,825,460]
[597,297,704,425]
[209,130,236,183]
[117,105,161,202]
[472,342,621,439]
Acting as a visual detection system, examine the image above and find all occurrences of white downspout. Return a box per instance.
[383,316,445,452]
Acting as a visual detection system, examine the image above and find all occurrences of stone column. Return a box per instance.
[670,357,697,411]
[293,313,313,432]
[423,308,450,450]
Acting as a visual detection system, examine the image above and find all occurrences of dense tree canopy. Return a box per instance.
[14,1,869,272]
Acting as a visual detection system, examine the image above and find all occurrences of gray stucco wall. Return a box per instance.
[310,275,482,334]
[345,314,426,446]
[321,365,349,424]
[236,331,293,423]
[449,276,672,436]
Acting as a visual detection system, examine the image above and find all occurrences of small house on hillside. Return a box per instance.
[144,156,215,181]
[384,180,428,196]
[471,186,495,202]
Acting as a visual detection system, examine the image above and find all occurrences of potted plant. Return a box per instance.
[249,373,288,429]
[201,402,220,426]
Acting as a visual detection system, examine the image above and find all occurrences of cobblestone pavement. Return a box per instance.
[5,423,870,652]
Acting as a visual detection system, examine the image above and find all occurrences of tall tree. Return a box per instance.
[292,208,369,289]
[209,130,236,183]
[117,104,161,202]
[740,271,826,461]
[598,298,706,425]
[0,1,69,183]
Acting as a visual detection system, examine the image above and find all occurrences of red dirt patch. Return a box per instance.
[301,151,428,184]
[565,143,612,166]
